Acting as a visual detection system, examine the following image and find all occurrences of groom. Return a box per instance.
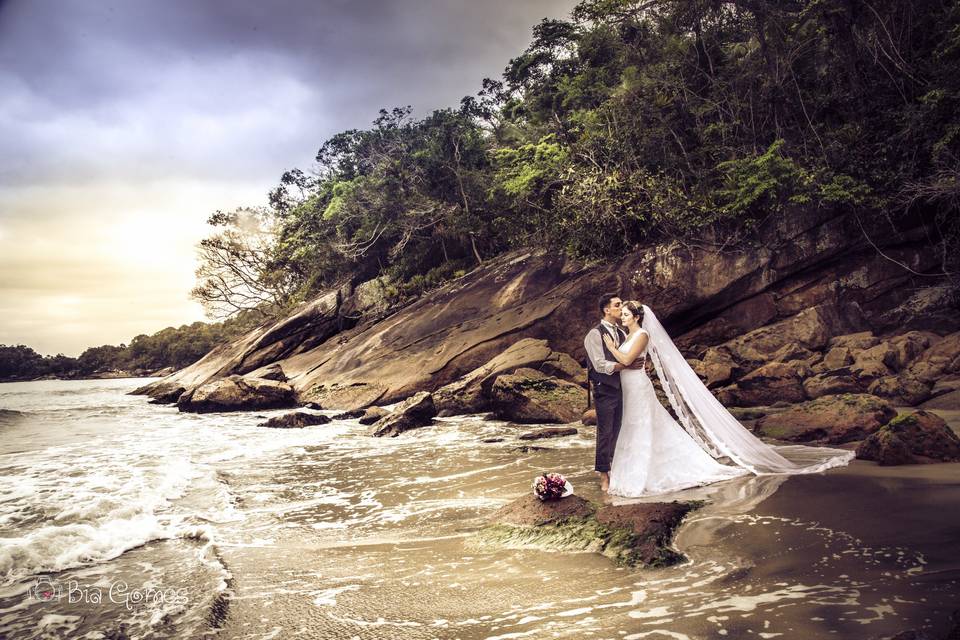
[583,293,627,493]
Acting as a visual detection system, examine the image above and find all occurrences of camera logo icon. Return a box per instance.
[31,576,61,601]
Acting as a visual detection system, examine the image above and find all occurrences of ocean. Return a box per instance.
[1,378,958,639]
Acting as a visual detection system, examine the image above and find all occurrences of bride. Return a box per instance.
[600,301,854,497]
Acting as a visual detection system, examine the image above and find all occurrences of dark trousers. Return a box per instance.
[592,382,623,472]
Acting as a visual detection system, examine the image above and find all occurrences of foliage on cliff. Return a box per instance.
[195,0,959,316]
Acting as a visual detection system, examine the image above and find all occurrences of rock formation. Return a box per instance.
[129,208,958,436]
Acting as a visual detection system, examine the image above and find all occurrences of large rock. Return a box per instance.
[754,393,896,443]
[921,376,960,410]
[258,411,331,428]
[475,494,693,567]
[821,346,855,371]
[146,383,187,405]
[490,369,587,424]
[432,338,586,416]
[868,375,932,406]
[358,406,390,425]
[177,375,297,413]
[889,331,941,371]
[721,303,858,367]
[699,347,741,388]
[724,361,810,406]
[518,427,578,440]
[828,331,879,351]
[594,502,694,567]
[856,410,960,465]
[906,332,960,384]
[803,370,862,399]
[369,391,437,437]
[849,343,896,384]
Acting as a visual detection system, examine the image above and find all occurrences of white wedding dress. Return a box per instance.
[607,306,855,498]
[608,330,749,497]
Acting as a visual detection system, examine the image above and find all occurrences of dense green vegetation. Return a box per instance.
[0,309,264,381]
[193,0,958,317]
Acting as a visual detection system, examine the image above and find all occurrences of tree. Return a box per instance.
[190,207,297,320]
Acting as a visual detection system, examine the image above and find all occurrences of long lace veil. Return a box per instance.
[641,304,855,475]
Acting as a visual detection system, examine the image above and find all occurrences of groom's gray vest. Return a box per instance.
[587,322,625,391]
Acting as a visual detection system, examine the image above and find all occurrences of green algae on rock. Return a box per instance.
[856,410,960,465]
[753,393,896,444]
[470,494,696,568]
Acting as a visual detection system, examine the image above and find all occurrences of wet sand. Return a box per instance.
[209,416,960,640]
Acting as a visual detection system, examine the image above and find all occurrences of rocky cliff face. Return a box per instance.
[131,207,958,415]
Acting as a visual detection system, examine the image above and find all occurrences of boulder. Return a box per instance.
[594,502,695,567]
[726,361,810,406]
[722,303,856,367]
[854,429,917,466]
[138,380,187,404]
[855,342,898,368]
[699,347,741,388]
[487,493,596,526]
[490,369,587,424]
[147,384,187,405]
[821,346,854,371]
[302,382,386,413]
[888,331,941,371]
[258,411,331,428]
[856,410,960,465]
[368,391,437,437]
[433,338,586,417]
[868,375,932,406]
[753,393,897,444]
[929,375,960,399]
[803,370,862,399]
[771,344,818,364]
[332,408,365,420]
[828,331,879,351]
[475,494,694,567]
[906,332,960,384]
[921,390,960,410]
[177,375,298,413]
[581,408,597,425]
[518,427,578,440]
[358,406,390,425]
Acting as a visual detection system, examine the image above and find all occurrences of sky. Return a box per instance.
[0,0,578,357]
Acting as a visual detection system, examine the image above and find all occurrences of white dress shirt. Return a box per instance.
[584,319,622,376]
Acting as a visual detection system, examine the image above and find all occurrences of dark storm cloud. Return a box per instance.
[0,0,579,185]
[0,0,580,355]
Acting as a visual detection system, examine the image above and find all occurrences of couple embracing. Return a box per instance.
[583,294,854,498]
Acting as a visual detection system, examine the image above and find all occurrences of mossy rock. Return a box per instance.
[857,410,960,464]
[754,393,896,443]
[490,369,586,423]
[470,494,696,568]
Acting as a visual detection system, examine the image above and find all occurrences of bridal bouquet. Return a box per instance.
[532,472,573,501]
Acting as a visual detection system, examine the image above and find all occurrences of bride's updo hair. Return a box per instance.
[623,300,644,325]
